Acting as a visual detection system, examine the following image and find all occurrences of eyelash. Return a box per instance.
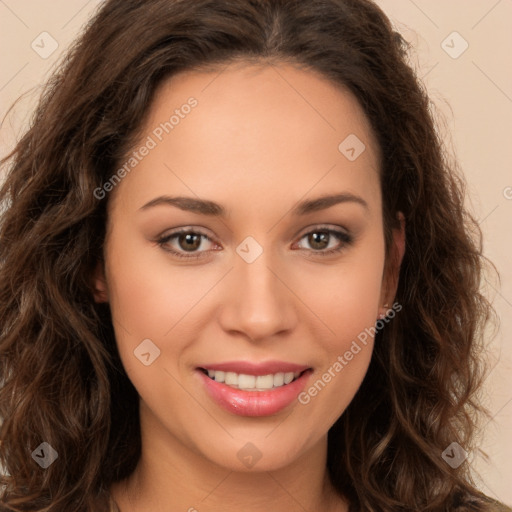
[156,226,353,260]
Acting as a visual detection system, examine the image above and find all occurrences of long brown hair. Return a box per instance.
[0,0,507,511]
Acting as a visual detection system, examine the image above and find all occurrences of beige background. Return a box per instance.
[0,0,510,505]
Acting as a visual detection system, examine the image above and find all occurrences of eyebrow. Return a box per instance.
[139,192,369,216]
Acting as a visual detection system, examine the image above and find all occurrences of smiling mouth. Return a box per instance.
[198,368,308,391]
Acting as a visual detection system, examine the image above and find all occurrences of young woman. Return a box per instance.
[0,1,509,511]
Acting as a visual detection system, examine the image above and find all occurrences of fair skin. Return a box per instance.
[95,61,405,512]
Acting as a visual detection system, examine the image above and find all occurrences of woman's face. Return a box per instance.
[96,62,403,472]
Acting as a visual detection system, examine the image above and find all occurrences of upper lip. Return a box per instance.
[197,360,311,376]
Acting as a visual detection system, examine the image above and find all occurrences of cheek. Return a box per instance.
[103,230,221,386]
[294,235,384,411]
[299,235,385,348]
[105,225,219,337]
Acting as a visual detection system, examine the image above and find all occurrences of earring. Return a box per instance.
[377,304,389,320]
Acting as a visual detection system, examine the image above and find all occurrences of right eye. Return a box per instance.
[157,228,220,259]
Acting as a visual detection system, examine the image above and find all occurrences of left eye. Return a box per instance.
[294,228,352,254]
[156,226,352,259]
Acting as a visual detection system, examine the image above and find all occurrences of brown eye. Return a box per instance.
[177,233,202,252]
[307,231,330,250]
[157,229,217,259]
[294,226,353,257]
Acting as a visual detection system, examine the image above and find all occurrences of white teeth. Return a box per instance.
[238,374,256,389]
[206,369,302,390]
[255,374,274,389]
[273,372,284,387]
[224,372,238,385]
[284,372,295,384]
[213,370,225,383]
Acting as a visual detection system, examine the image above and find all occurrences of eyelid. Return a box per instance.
[294,223,350,239]
[156,226,219,259]
[156,224,353,259]
[291,224,353,256]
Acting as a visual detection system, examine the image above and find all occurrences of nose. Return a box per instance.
[217,251,298,343]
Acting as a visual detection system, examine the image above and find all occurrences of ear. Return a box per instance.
[379,212,405,314]
[92,260,109,303]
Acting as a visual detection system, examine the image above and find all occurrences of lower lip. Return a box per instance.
[197,370,311,417]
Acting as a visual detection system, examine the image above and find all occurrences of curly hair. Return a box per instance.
[0,0,508,511]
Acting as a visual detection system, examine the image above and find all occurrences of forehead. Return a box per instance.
[109,61,382,216]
